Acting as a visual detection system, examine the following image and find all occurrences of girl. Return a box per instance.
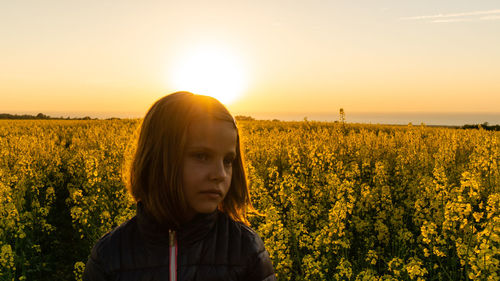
[83,92,276,281]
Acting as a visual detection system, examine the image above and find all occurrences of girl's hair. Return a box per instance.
[128,91,253,228]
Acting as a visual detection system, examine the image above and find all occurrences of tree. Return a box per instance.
[234,115,255,121]
[36,113,49,119]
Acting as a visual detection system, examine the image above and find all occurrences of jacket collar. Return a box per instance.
[136,202,219,246]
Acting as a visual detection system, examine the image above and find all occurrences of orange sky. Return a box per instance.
[1,1,499,119]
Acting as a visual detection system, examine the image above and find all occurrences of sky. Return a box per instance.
[1,0,499,124]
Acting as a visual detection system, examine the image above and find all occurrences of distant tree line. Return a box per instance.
[234,115,255,121]
[1,113,498,130]
[461,122,500,131]
[0,113,116,120]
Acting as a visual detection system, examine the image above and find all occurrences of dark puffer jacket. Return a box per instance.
[83,203,276,281]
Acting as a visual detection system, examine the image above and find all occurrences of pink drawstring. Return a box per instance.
[169,230,177,281]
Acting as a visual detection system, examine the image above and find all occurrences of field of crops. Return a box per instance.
[0,119,498,281]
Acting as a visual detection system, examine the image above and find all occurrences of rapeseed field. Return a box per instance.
[0,120,498,281]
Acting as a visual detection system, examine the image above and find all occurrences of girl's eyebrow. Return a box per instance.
[186,145,236,155]
[185,144,211,150]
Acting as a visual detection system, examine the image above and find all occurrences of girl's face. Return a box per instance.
[181,118,237,221]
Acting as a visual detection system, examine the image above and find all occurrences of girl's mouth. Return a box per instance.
[200,189,223,198]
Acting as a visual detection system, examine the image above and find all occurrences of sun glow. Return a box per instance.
[169,45,248,105]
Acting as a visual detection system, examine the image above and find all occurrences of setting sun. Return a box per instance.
[168,45,248,105]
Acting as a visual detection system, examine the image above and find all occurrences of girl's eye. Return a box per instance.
[223,157,235,166]
[194,153,208,161]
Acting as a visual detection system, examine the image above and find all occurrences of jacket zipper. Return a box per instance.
[169,230,177,281]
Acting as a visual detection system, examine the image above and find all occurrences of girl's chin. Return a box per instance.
[195,205,218,214]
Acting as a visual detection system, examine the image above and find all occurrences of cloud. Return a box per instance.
[401,9,500,23]
[481,15,500,20]
[431,18,475,23]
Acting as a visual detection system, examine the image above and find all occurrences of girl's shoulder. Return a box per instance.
[87,216,139,272]
[215,213,276,280]
[216,212,267,254]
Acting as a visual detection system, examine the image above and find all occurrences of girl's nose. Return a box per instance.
[210,160,227,182]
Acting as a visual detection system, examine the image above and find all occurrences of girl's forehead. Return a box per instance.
[186,118,237,144]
